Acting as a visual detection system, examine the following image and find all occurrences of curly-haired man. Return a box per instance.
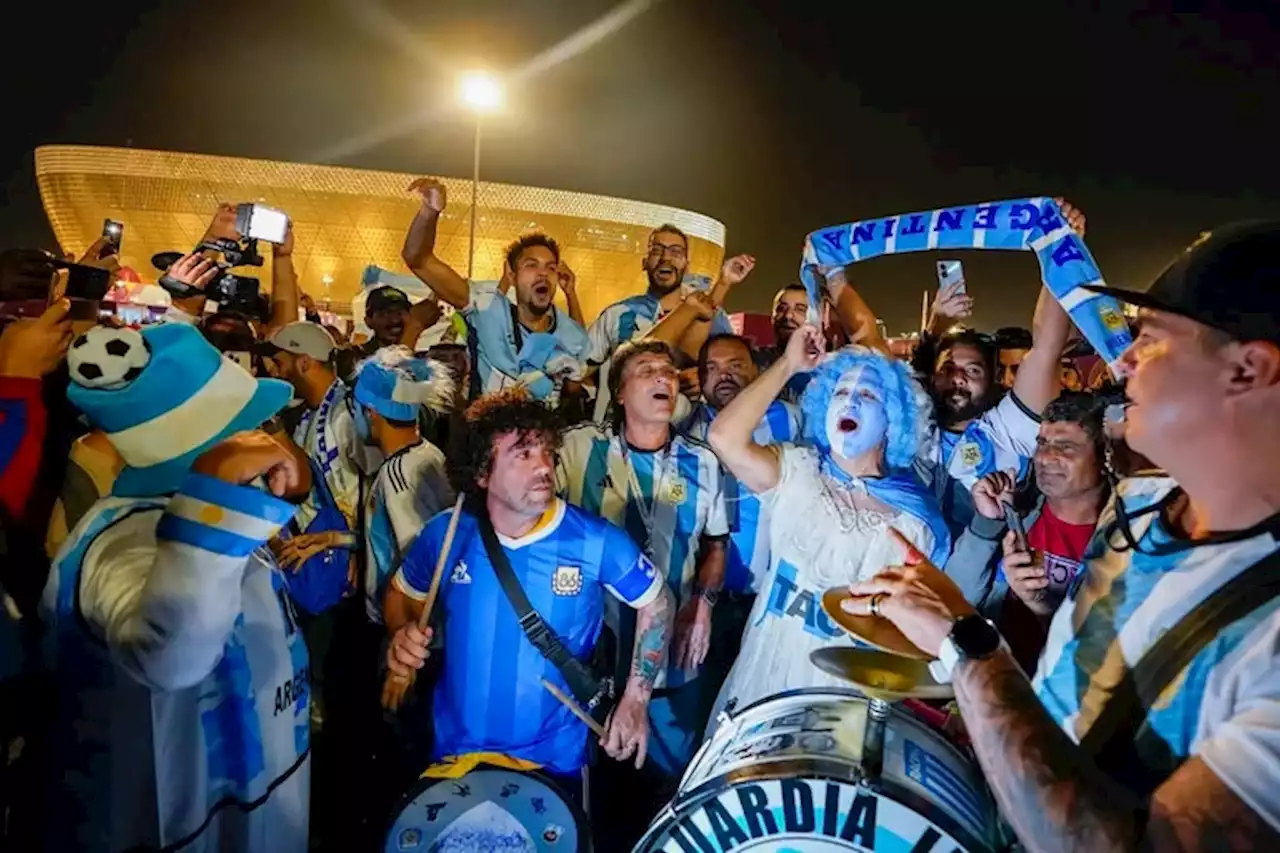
[382,390,673,803]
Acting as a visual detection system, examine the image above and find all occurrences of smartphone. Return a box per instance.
[936,259,965,295]
[1003,501,1029,553]
[101,219,123,258]
[235,203,289,245]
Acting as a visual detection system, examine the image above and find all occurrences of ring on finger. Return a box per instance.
[868,592,886,618]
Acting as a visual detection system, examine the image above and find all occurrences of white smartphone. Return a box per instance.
[936,259,965,295]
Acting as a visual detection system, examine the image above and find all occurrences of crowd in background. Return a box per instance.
[1,180,1278,853]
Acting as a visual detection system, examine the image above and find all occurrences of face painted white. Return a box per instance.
[824,364,889,460]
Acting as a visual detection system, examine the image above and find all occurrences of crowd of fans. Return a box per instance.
[1,183,1278,853]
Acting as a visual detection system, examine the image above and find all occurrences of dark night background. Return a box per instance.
[1,1,1277,333]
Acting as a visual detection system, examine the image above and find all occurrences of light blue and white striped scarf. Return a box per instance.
[800,197,1133,371]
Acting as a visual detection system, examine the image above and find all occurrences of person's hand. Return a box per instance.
[0,299,73,379]
[782,323,824,375]
[273,222,295,258]
[601,691,650,769]
[842,529,975,657]
[191,431,303,497]
[76,237,122,279]
[930,279,974,324]
[273,532,342,572]
[678,366,701,402]
[386,623,432,678]
[720,254,756,288]
[165,253,220,292]
[682,290,716,322]
[557,261,577,296]
[1001,530,1053,616]
[971,471,1016,521]
[300,293,316,313]
[672,596,712,670]
[408,177,447,214]
[202,203,240,243]
[1054,197,1086,237]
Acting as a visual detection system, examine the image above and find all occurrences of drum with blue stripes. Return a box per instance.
[384,767,590,852]
[635,689,998,852]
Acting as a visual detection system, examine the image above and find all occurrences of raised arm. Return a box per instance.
[643,291,716,351]
[819,266,890,356]
[674,254,756,359]
[80,434,301,692]
[557,262,585,327]
[401,178,470,310]
[268,222,299,332]
[707,324,822,492]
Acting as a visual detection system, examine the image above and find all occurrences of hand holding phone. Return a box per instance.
[936,259,966,296]
[100,220,123,259]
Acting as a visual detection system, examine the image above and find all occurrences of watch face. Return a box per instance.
[950,615,1001,659]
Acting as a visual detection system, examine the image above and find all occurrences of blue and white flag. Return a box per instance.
[800,197,1133,371]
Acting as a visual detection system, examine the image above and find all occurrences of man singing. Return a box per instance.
[849,222,1280,851]
[383,391,673,800]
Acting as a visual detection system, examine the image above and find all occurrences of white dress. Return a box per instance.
[708,445,935,732]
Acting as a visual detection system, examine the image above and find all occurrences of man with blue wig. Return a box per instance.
[706,325,951,719]
[41,323,313,852]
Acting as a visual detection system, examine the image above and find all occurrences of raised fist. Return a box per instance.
[408,178,447,214]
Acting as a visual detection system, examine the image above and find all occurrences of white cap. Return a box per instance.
[260,322,336,362]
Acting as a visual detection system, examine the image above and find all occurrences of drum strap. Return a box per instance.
[1080,547,1280,795]
[475,504,616,723]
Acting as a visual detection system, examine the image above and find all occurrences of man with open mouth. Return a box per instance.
[557,338,730,849]
[705,325,950,724]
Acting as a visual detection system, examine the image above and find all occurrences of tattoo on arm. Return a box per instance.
[629,585,674,695]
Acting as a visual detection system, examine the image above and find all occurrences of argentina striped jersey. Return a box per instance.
[1033,476,1280,829]
[556,423,728,687]
[679,400,803,593]
[40,476,310,852]
[394,499,662,774]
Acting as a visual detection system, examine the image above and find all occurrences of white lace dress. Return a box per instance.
[708,445,935,731]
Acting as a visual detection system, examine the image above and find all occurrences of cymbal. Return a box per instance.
[821,587,933,661]
[810,647,954,702]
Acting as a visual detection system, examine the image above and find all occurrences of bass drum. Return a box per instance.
[635,688,997,852]
[385,766,591,852]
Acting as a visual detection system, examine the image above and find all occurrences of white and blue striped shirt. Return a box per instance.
[556,423,729,687]
[585,288,734,367]
[679,400,803,594]
[1033,476,1280,829]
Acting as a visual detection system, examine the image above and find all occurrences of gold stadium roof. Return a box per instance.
[34,145,726,320]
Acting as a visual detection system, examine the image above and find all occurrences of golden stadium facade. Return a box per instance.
[34,145,726,321]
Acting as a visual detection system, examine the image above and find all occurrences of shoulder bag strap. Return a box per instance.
[1081,547,1280,789]
[474,505,614,715]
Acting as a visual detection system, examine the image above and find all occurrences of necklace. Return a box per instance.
[623,444,670,554]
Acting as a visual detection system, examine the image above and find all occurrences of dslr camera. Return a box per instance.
[154,203,289,314]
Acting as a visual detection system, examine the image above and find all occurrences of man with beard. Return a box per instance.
[400,178,589,403]
[755,284,813,402]
[384,391,673,805]
[845,222,1280,852]
[947,391,1109,668]
[921,202,1084,540]
[586,225,755,418]
[679,333,802,715]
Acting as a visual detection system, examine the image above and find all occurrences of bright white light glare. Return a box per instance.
[458,71,503,112]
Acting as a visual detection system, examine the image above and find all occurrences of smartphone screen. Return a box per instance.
[236,203,289,244]
[936,259,965,295]
[101,219,123,258]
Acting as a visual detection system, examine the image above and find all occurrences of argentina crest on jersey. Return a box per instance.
[552,564,583,596]
[451,560,472,585]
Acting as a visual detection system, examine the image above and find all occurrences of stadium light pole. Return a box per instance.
[458,71,504,281]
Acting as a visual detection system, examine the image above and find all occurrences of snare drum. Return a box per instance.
[384,767,590,852]
[635,688,997,852]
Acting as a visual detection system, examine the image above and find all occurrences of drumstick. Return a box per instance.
[382,494,465,712]
[540,678,607,739]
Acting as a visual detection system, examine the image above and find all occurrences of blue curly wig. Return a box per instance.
[799,347,930,470]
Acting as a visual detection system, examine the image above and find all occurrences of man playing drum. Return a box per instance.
[705,327,952,721]
[847,223,1280,850]
[384,390,674,802]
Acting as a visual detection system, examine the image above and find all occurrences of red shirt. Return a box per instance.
[999,503,1096,673]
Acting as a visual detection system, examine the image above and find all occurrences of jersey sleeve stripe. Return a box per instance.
[392,569,429,600]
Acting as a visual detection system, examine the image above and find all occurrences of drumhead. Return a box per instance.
[383,767,590,853]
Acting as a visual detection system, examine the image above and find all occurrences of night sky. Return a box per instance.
[2,1,1277,333]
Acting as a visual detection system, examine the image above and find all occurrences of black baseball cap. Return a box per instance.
[1085,220,1280,344]
[366,285,410,314]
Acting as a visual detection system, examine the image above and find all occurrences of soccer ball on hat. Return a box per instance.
[68,326,151,389]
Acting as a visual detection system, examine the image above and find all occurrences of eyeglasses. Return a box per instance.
[646,244,687,261]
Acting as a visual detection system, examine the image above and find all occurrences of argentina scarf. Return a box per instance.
[800,197,1133,371]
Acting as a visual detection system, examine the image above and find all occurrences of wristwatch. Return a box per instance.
[692,585,720,607]
[929,614,1003,683]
